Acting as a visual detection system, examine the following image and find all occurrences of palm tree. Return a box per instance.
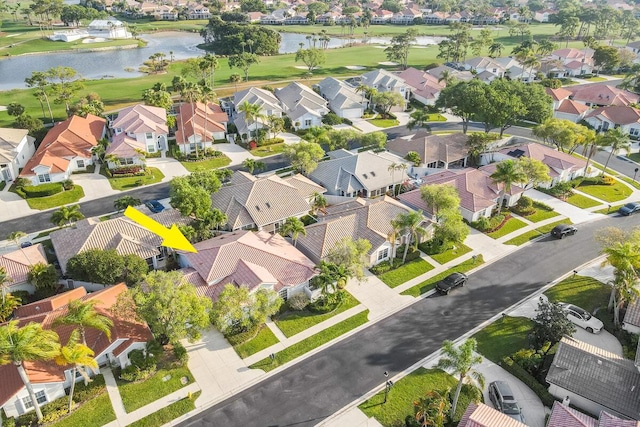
[436,339,484,419]
[394,163,408,196]
[242,158,266,174]
[600,128,631,175]
[0,321,61,422]
[280,217,306,247]
[388,162,398,194]
[607,268,640,327]
[0,294,22,323]
[303,126,330,146]
[52,299,113,346]
[490,160,526,209]
[238,100,264,140]
[0,266,12,303]
[54,329,98,412]
[51,205,84,227]
[180,81,202,157]
[230,73,242,92]
[414,389,450,427]
[199,84,216,151]
[310,192,328,215]
[488,42,504,58]
[114,196,141,212]
[407,109,433,131]
[8,230,27,248]
[394,210,428,264]
[437,69,455,85]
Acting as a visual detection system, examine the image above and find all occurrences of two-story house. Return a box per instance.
[360,69,411,103]
[175,101,229,155]
[0,128,36,185]
[232,87,284,138]
[274,82,329,130]
[584,105,640,136]
[0,244,49,294]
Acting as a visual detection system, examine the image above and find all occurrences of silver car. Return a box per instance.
[488,381,525,423]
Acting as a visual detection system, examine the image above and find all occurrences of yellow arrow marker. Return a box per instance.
[124,206,197,253]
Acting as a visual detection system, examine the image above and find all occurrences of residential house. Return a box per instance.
[175,102,228,155]
[397,67,445,106]
[370,9,393,24]
[49,17,132,41]
[308,150,410,198]
[622,299,640,335]
[360,69,410,102]
[545,87,590,122]
[316,77,368,119]
[386,131,469,171]
[424,65,474,82]
[389,8,422,24]
[246,11,266,22]
[296,196,427,266]
[398,167,523,222]
[0,128,36,185]
[464,56,506,79]
[50,208,188,275]
[232,87,284,138]
[186,4,211,19]
[458,402,528,427]
[284,14,309,24]
[260,8,294,24]
[625,41,640,61]
[19,114,106,186]
[274,82,329,130]
[547,400,640,427]
[551,48,594,70]
[178,230,317,300]
[0,284,152,419]
[568,84,640,108]
[494,57,536,82]
[0,244,49,294]
[546,337,640,420]
[534,9,557,23]
[584,105,640,136]
[211,171,325,232]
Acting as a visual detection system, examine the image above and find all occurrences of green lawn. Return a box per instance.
[535,218,574,235]
[577,179,632,203]
[544,275,610,313]
[275,292,360,337]
[24,185,85,210]
[128,391,201,427]
[0,181,5,191]
[523,203,560,223]
[428,243,472,265]
[367,118,400,128]
[426,113,447,121]
[358,368,479,426]
[250,142,287,157]
[565,193,602,208]
[107,167,165,191]
[487,217,528,239]
[180,155,232,172]
[473,316,534,364]
[580,76,608,82]
[594,204,624,214]
[118,366,194,413]
[377,258,434,288]
[49,393,116,427]
[628,153,640,163]
[250,310,369,372]
[233,325,280,359]
[504,218,574,245]
[401,256,484,297]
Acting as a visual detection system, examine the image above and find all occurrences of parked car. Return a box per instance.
[550,224,577,239]
[558,302,603,333]
[488,381,525,423]
[435,272,468,295]
[145,200,165,213]
[20,241,33,248]
[619,202,640,216]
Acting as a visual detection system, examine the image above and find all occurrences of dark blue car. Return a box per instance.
[619,202,640,216]
[145,200,165,213]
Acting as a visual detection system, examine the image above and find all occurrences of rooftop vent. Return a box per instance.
[363,173,368,179]
[371,171,376,177]
[255,205,261,211]
[266,202,271,208]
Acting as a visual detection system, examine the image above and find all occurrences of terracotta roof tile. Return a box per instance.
[175,102,228,145]
[585,106,640,125]
[458,402,528,427]
[0,244,48,288]
[106,133,146,157]
[547,401,598,427]
[557,99,590,115]
[546,87,573,101]
[569,84,639,107]
[110,104,168,135]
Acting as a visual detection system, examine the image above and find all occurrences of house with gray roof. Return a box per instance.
[546,337,640,420]
[387,131,469,172]
[464,56,506,78]
[546,401,640,427]
[274,82,329,130]
[316,77,368,119]
[0,128,36,185]
[623,299,640,335]
[211,171,325,232]
[360,69,410,103]
[308,150,410,198]
[232,87,284,137]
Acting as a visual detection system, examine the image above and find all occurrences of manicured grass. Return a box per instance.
[107,167,165,190]
[577,179,632,203]
[523,203,559,223]
[580,76,607,82]
[49,393,116,427]
[565,193,601,208]
[401,255,484,297]
[275,292,360,337]
[250,142,287,157]
[25,185,85,210]
[535,218,574,234]
[129,391,201,427]
[358,368,479,426]
[487,217,528,239]
[426,113,447,121]
[377,258,434,288]
[118,366,194,413]
[0,181,5,191]
[233,325,280,358]
[34,229,56,239]
[473,316,534,364]
[544,275,610,313]
[504,229,545,246]
[628,152,640,163]
[250,310,369,372]
[594,204,623,214]
[180,155,231,172]
[428,243,472,265]
[367,118,400,128]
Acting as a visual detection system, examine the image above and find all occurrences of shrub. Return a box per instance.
[602,175,616,185]
[227,123,238,134]
[22,182,63,197]
[112,165,143,175]
[418,239,447,255]
[61,179,74,190]
[310,289,345,313]
[288,293,310,311]
[501,356,556,407]
[10,291,30,303]
[172,342,189,366]
[257,138,284,147]
[73,375,106,402]
[225,324,259,346]
[13,177,29,189]
[487,213,507,231]
[370,260,392,275]
[471,216,490,232]
[395,245,421,262]
[120,364,157,382]
[322,112,343,125]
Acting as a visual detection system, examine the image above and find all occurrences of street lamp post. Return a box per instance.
[383,372,394,403]
[634,168,639,183]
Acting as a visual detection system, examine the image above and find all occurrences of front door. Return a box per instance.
[1,168,11,182]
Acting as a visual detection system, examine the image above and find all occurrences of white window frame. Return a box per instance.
[77,159,85,168]
[304,119,312,127]
[37,173,51,183]
[145,132,153,140]
[23,390,47,409]
[120,157,135,165]
[630,128,640,136]
[377,247,389,261]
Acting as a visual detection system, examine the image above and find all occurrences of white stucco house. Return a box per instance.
[275,82,329,130]
[0,128,36,185]
[316,77,368,119]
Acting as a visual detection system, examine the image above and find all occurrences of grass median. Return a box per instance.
[487,217,528,239]
[233,326,280,359]
[25,185,85,210]
[425,243,472,265]
[128,391,201,427]
[401,255,484,297]
[118,366,194,413]
[473,316,534,364]
[180,155,232,172]
[107,167,164,191]
[377,258,434,288]
[504,218,574,246]
[544,275,610,313]
[565,193,601,209]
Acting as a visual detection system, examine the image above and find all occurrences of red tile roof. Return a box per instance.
[175,102,228,145]
[557,99,590,115]
[585,105,640,125]
[397,67,445,101]
[546,87,573,101]
[569,84,640,107]
[458,403,528,427]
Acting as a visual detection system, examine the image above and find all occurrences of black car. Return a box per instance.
[488,381,525,423]
[145,200,165,213]
[550,224,577,239]
[619,202,640,216]
[435,272,468,294]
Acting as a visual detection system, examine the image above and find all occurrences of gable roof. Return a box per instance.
[275,82,328,120]
[0,128,31,163]
[233,87,283,114]
[283,173,327,198]
[466,56,506,72]
[585,106,640,125]
[397,67,445,101]
[546,401,640,427]
[317,77,365,111]
[458,402,528,427]
[557,99,591,115]
[175,101,228,145]
[546,337,640,419]
[387,131,468,165]
[0,244,48,287]
[546,87,573,101]
[110,104,168,135]
[569,84,640,107]
[361,69,406,90]
[106,132,145,157]
[498,143,586,174]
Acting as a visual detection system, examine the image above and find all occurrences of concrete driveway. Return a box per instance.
[72,169,116,203]
[214,142,256,166]
[146,157,189,181]
[527,189,606,224]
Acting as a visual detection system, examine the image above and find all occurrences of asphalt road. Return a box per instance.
[178,213,639,427]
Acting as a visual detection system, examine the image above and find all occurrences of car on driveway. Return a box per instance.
[550,224,577,239]
[558,302,603,333]
[145,200,165,213]
[619,202,640,216]
[435,272,468,295]
[488,381,525,423]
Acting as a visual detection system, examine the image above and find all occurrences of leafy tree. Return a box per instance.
[46,66,85,114]
[392,211,428,264]
[433,210,468,249]
[380,0,401,12]
[405,151,421,167]
[476,80,526,136]
[283,141,325,175]
[25,71,54,124]
[360,131,388,151]
[420,184,460,221]
[242,158,266,174]
[280,217,306,246]
[0,321,61,422]
[169,176,213,220]
[414,389,450,427]
[599,128,630,175]
[436,339,484,419]
[27,263,57,290]
[593,45,620,74]
[326,237,371,283]
[131,270,212,344]
[210,284,281,336]
[66,249,147,286]
[240,0,266,12]
[372,91,405,117]
[69,92,104,118]
[385,29,417,69]
[490,160,527,207]
[7,102,25,117]
[295,48,326,74]
[54,329,98,412]
[51,204,84,227]
[121,255,149,287]
[114,196,141,212]
[407,109,433,131]
[14,114,44,134]
[228,52,260,82]
[266,115,285,139]
[435,80,488,134]
[471,27,493,56]
[529,299,576,352]
[0,294,22,323]
[517,157,550,190]
[533,118,593,153]
[310,192,327,215]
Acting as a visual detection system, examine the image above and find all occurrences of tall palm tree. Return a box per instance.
[394,163,408,196]
[437,69,454,85]
[303,126,330,146]
[230,73,242,92]
[387,162,398,194]
[394,211,428,264]
[490,160,526,209]
[242,158,265,174]
[238,100,264,140]
[311,192,328,215]
[0,294,22,323]
[52,299,113,346]
[579,127,599,176]
[8,231,27,248]
[0,321,61,422]
[51,205,84,227]
[436,339,484,420]
[600,128,631,175]
[607,269,640,327]
[488,42,504,58]
[54,329,98,412]
[180,81,202,158]
[280,217,306,247]
[414,389,450,427]
[0,266,12,303]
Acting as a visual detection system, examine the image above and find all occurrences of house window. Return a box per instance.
[23,391,47,409]
[630,128,639,136]
[37,173,51,183]
[77,159,85,168]
[145,132,153,139]
[304,119,312,127]
[120,158,135,165]
[145,257,154,269]
[147,144,156,153]
[377,248,389,261]
[156,246,167,261]
[278,288,288,300]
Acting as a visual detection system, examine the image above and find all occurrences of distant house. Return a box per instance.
[569,84,640,108]
[178,230,317,300]
[0,284,152,419]
[550,47,595,76]
[458,402,528,427]
[308,150,410,198]
[464,56,506,78]
[546,400,640,427]
[0,128,36,185]
[316,77,368,119]
[387,131,469,171]
[232,87,284,137]
[361,69,410,102]
[397,67,445,105]
[389,8,422,24]
[49,17,131,41]
[186,4,211,19]
[0,244,49,294]
[19,114,106,186]
[625,41,640,57]
[494,57,537,82]
[545,87,590,122]
[274,82,329,130]
[175,102,228,155]
[534,8,557,23]
[584,105,640,136]
[210,171,325,232]
[371,9,393,23]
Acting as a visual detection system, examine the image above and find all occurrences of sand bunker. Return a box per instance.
[345,65,365,70]
[294,65,319,70]
[378,61,399,66]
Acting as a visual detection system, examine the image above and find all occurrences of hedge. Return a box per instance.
[22,183,63,197]
[112,166,143,175]
[501,356,557,407]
